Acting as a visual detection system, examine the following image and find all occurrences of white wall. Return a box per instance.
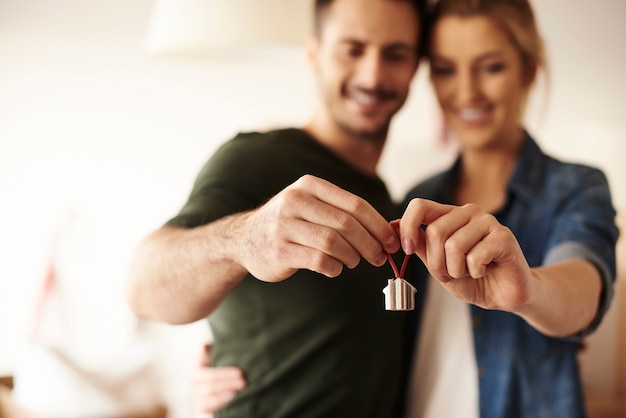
[0,0,624,416]
[528,0,626,398]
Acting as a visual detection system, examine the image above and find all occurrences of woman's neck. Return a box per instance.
[455,131,525,213]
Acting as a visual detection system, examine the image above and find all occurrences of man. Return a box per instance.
[126,0,424,416]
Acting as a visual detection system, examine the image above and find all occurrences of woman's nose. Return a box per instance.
[456,70,479,104]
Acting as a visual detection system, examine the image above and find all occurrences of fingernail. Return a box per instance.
[439,275,451,283]
[376,252,388,266]
[389,220,400,236]
[402,237,415,254]
[386,234,398,249]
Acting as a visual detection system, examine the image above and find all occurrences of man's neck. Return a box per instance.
[303,112,386,177]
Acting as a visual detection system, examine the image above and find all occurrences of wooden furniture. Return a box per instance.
[585,213,626,418]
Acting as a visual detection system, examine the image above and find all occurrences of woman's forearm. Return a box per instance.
[514,259,602,337]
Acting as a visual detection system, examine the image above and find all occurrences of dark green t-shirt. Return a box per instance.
[167,128,408,418]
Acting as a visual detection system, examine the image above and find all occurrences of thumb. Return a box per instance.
[389,219,401,239]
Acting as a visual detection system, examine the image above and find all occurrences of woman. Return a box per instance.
[192,1,619,417]
[398,0,617,417]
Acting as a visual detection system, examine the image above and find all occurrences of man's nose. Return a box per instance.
[354,52,385,89]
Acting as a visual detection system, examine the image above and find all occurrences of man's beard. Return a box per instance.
[336,84,398,142]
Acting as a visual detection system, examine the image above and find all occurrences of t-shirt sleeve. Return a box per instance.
[542,167,619,340]
[165,138,262,228]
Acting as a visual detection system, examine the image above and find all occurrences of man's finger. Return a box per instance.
[295,175,400,254]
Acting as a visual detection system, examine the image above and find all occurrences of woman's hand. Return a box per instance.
[399,198,534,312]
[192,344,246,418]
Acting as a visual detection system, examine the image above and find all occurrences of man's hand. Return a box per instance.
[126,175,400,323]
[232,175,400,282]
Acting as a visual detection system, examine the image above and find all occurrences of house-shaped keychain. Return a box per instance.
[383,278,416,311]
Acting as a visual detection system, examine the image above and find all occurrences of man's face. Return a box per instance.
[310,0,420,140]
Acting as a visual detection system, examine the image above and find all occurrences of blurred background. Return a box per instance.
[0,0,624,416]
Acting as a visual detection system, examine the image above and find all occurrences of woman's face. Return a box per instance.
[429,15,531,151]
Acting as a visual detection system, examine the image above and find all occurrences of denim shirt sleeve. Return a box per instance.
[542,166,619,340]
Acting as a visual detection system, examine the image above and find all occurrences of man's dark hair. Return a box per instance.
[313,0,427,54]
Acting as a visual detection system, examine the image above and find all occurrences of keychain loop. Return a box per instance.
[386,253,411,278]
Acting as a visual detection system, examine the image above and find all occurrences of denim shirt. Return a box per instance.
[402,134,619,418]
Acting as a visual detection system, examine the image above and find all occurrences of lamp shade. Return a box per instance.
[145,0,312,55]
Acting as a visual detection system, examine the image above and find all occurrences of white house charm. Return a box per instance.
[383,278,417,311]
[383,253,416,311]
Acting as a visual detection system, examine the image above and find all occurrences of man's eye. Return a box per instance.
[431,66,454,76]
[385,52,410,62]
[342,47,362,58]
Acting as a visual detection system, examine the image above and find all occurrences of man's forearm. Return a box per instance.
[126,215,248,324]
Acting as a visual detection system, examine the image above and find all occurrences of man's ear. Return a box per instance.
[305,34,320,73]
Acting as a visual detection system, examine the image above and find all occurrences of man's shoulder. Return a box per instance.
[230,127,307,145]
[207,127,300,163]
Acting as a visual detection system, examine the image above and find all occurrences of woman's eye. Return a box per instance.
[483,63,505,74]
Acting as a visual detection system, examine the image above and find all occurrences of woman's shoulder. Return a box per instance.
[541,152,610,193]
[519,136,611,197]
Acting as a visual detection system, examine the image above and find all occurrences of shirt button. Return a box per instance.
[478,367,485,377]
[472,316,481,328]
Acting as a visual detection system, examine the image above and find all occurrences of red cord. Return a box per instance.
[387,253,411,278]
[400,253,410,278]
[386,253,400,277]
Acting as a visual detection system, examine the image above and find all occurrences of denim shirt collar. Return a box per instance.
[507,132,545,202]
[438,132,544,205]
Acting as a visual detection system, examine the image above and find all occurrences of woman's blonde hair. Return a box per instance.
[426,0,548,86]
[426,0,549,120]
